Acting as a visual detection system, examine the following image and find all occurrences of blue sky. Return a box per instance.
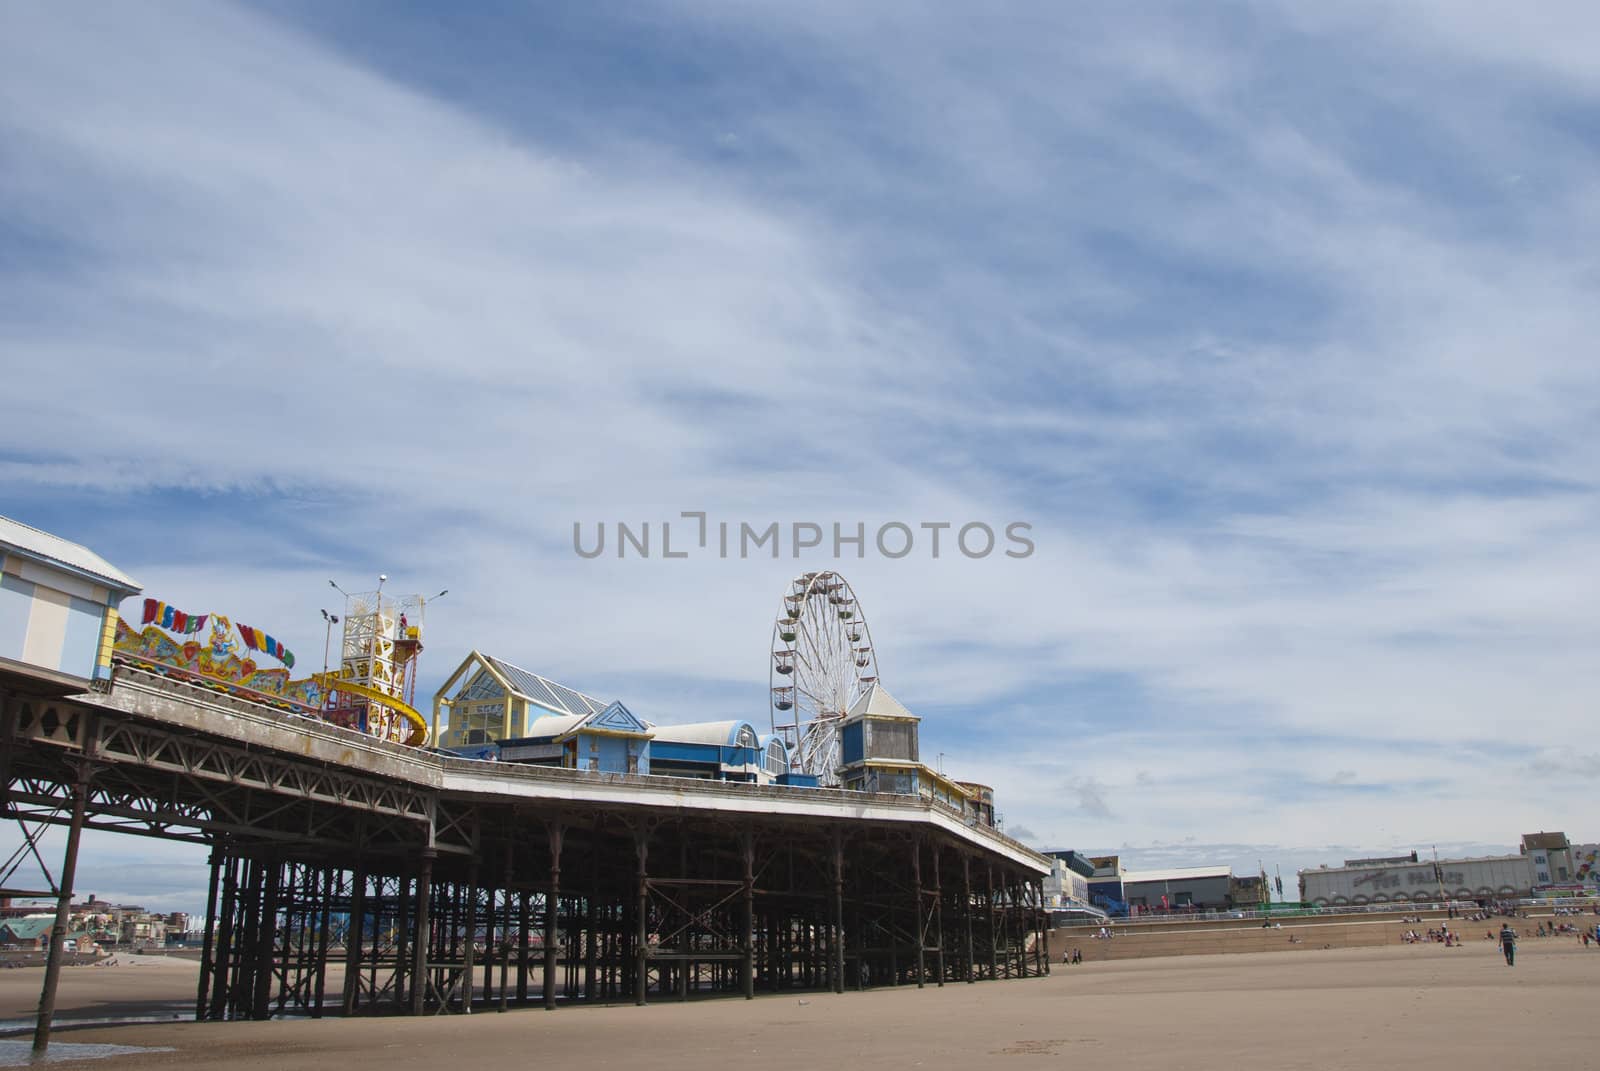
[3,1,1598,909]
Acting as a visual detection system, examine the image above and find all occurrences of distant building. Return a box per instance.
[1085,856,1126,914]
[119,911,166,949]
[1521,832,1573,888]
[1123,866,1234,912]
[0,916,96,953]
[1230,874,1266,909]
[1041,851,1095,910]
[0,916,57,950]
[1299,854,1534,906]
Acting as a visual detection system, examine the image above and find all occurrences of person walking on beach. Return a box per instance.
[1499,923,1517,966]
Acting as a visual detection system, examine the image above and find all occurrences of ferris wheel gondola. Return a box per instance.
[768,571,879,786]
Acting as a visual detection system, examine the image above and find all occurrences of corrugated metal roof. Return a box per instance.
[0,515,140,592]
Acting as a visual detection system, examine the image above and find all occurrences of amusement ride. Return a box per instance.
[112,577,441,748]
[768,570,879,786]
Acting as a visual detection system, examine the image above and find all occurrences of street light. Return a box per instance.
[318,608,340,685]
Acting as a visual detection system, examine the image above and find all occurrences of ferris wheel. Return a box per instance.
[769,571,879,785]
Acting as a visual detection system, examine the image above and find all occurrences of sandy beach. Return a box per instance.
[0,939,1593,1070]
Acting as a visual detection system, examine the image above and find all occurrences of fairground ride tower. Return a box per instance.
[323,584,439,746]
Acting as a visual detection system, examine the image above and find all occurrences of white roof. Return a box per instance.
[845,682,915,720]
[650,720,756,746]
[0,515,140,592]
[1121,865,1233,884]
[523,713,587,740]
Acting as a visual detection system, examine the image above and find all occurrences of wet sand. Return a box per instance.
[0,955,200,1027]
[4,941,1595,1069]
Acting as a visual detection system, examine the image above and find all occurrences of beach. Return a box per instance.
[1,939,1592,1069]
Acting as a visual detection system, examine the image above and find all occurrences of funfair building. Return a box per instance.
[1299,854,1535,906]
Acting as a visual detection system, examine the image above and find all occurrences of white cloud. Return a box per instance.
[1,0,1596,874]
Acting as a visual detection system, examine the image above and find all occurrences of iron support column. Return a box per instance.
[312,866,334,1016]
[499,842,513,1013]
[911,837,925,989]
[986,863,998,979]
[462,862,479,1013]
[410,850,435,1015]
[634,831,649,1006]
[341,865,367,1015]
[963,854,975,983]
[197,846,223,1018]
[831,831,845,994]
[1038,880,1049,976]
[33,747,93,1056]
[741,832,756,999]
[545,822,564,1010]
[931,843,944,987]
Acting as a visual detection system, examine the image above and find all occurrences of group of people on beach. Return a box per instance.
[1061,948,1083,964]
[1402,926,1461,946]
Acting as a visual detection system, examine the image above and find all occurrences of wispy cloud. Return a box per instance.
[2,0,1596,895]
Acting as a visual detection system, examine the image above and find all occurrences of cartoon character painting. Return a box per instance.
[208,615,235,661]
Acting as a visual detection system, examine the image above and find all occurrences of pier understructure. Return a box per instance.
[0,664,1050,1025]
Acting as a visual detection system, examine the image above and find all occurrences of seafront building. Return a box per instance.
[1121,866,1236,912]
[1298,833,1598,905]
[1042,851,1095,912]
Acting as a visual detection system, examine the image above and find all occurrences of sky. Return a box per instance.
[2,1,1597,913]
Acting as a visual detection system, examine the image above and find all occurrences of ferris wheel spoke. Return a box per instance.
[794,682,834,711]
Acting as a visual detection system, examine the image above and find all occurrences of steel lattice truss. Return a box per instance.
[2,693,451,857]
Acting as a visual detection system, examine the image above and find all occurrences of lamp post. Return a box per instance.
[319,609,340,712]
[373,572,387,684]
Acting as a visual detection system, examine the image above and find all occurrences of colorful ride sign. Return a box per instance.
[114,595,428,748]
